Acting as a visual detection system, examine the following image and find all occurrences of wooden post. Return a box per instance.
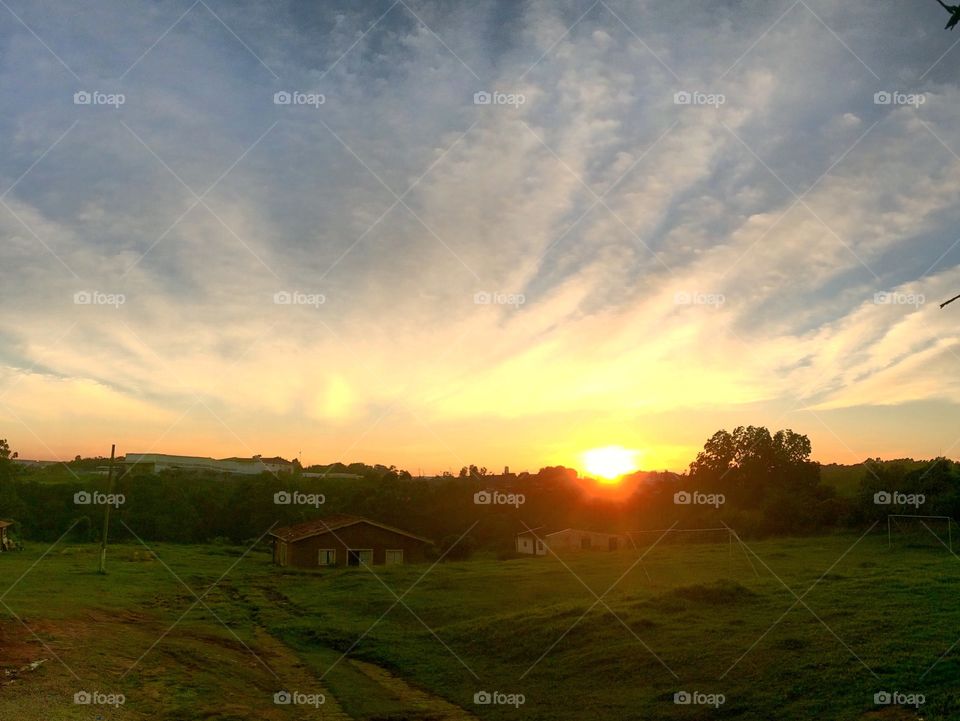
[97,444,116,575]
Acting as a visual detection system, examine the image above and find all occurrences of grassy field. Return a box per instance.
[1,531,959,720]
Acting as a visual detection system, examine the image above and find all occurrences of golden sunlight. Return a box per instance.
[582,446,638,483]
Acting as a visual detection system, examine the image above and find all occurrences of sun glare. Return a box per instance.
[582,446,638,483]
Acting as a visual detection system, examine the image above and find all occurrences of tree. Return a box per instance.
[688,426,823,531]
[0,439,18,483]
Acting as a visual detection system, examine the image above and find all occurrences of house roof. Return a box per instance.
[269,514,432,544]
[515,526,545,537]
[0,520,14,528]
[545,528,627,539]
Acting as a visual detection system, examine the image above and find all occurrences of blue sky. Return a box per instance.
[2,0,960,472]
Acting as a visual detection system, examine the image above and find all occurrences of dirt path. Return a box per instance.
[349,659,479,721]
[253,628,353,720]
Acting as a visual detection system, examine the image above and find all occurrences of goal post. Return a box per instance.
[887,514,955,552]
[625,527,736,551]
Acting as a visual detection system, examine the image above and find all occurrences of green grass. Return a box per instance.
[1,534,959,719]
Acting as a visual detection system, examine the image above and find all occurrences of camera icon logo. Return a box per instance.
[274,690,292,705]
[673,491,692,505]
[273,491,292,505]
[73,91,92,105]
[473,291,491,305]
[274,91,292,105]
[473,691,492,704]
[674,691,692,705]
[74,291,92,305]
[473,490,492,505]
[874,91,892,105]
[473,91,492,105]
[873,491,892,505]
[674,91,692,105]
[874,691,892,705]
[74,491,92,505]
[74,690,92,704]
[273,291,292,305]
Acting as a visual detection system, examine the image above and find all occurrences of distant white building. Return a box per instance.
[544,528,630,552]
[516,527,630,555]
[124,453,295,475]
[515,528,547,555]
[12,459,59,468]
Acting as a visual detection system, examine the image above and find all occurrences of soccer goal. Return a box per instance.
[626,526,736,550]
[887,514,955,552]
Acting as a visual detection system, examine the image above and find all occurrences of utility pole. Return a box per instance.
[98,444,116,575]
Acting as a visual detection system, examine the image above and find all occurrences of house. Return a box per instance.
[546,528,630,551]
[269,514,432,568]
[515,528,547,555]
[516,527,630,554]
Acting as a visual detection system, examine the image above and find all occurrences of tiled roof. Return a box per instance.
[269,514,431,544]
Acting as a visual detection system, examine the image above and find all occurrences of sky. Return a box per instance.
[2,0,960,474]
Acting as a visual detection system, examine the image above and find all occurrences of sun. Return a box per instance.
[582,446,638,483]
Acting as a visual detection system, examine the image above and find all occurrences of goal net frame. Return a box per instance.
[887,514,955,552]
[625,526,736,551]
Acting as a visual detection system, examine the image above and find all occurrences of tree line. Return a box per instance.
[1,431,958,550]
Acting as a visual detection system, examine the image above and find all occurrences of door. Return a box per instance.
[347,549,373,567]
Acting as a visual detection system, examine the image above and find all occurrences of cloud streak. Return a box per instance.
[2,0,960,470]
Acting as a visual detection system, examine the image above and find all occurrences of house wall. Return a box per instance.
[545,529,629,551]
[276,523,429,567]
[516,535,547,555]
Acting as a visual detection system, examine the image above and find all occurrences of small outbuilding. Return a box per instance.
[546,528,630,551]
[270,514,432,568]
[516,527,630,554]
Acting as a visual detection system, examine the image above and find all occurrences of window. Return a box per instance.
[536,540,544,552]
[318,549,336,566]
[385,549,404,565]
[580,536,592,550]
[347,549,373,567]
